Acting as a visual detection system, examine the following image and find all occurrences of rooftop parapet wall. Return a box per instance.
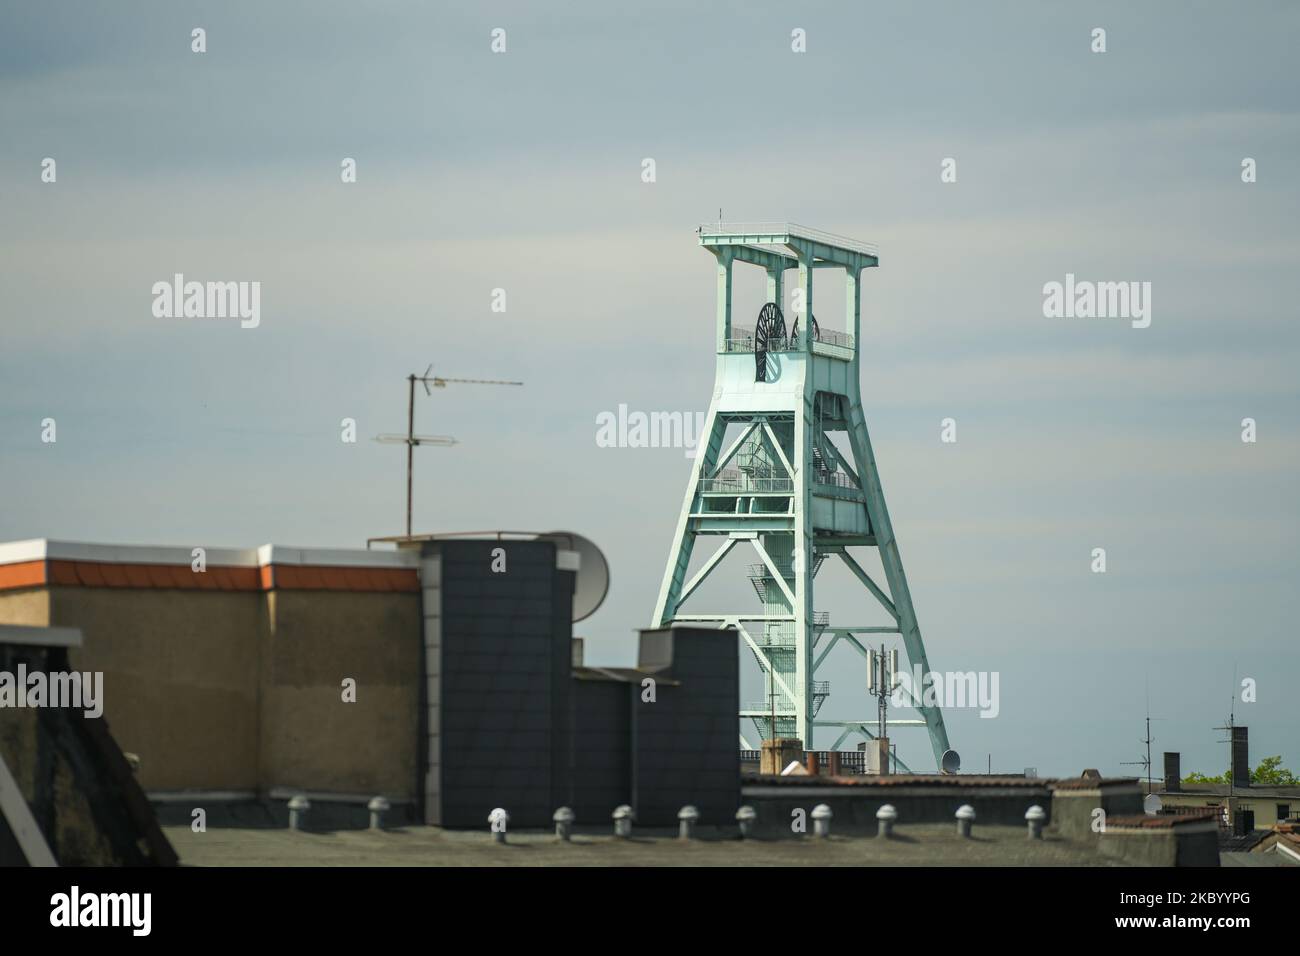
[739,775,1147,835]
[0,539,423,798]
[1098,813,1220,867]
[1049,777,1146,840]
[0,539,419,594]
[51,586,264,792]
[259,590,419,800]
[741,774,1056,834]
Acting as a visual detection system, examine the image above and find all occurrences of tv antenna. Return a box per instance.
[374,364,523,537]
[1120,682,1164,794]
[1214,662,1241,797]
[1120,753,1151,789]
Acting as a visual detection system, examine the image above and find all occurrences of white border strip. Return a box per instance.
[257,545,417,569]
[0,539,48,565]
[0,753,58,866]
[0,539,419,571]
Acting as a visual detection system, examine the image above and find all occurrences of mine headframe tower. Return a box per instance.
[651,222,951,769]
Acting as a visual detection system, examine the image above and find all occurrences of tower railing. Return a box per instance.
[722,325,855,354]
[813,469,857,491]
[810,327,854,349]
[747,562,793,580]
[755,623,797,646]
[698,470,794,493]
[742,701,796,714]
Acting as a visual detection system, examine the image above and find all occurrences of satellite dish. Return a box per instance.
[537,531,610,623]
[940,749,961,774]
[1143,793,1163,815]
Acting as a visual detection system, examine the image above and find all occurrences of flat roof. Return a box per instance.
[159,821,1121,867]
[697,221,879,258]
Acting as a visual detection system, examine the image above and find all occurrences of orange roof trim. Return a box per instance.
[3,559,418,594]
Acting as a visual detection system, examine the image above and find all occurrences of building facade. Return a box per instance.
[0,536,739,830]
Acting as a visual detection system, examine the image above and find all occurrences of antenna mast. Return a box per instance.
[375,365,523,537]
[1213,663,1240,796]
[867,644,898,741]
[1121,685,1163,794]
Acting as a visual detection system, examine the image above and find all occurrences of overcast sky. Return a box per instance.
[1,1,1296,776]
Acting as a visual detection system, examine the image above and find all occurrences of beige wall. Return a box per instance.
[1161,792,1294,827]
[259,591,419,798]
[50,587,263,792]
[1,584,420,800]
[0,589,50,627]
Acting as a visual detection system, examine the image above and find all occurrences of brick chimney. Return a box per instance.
[1232,726,1250,789]
[1163,752,1180,792]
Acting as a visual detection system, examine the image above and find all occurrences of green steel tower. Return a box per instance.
[651,222,951,770]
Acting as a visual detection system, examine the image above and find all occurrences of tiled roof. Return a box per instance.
[1106,812,1217,829]
[741,772,1054,789]
[1050,776,1141,791]
[1263,823,1300,851]
[1221,830,1269,852]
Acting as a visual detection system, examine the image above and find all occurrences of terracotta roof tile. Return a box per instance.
[8,558,415,594]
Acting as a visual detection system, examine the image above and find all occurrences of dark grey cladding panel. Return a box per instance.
[636,625,739,676]
[433,539,570,828]
[439,614,554,638]
[432,572,740,829]
[569,680,630,820]
[441,708,539,733]
[630,627,740,826]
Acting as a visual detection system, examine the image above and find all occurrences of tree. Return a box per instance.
[1252,755,1298,786]
[1182,756,1296,786]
